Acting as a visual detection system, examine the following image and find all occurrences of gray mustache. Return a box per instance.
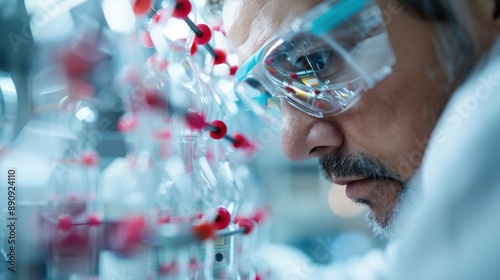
[319,153,403,183]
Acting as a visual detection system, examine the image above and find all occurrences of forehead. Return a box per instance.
[222,0,324,63]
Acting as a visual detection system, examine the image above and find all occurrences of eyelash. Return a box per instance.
[291,50,333,71]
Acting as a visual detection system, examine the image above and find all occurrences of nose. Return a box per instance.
[280,102,344,161]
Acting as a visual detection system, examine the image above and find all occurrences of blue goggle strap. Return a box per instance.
[311,0,370,35]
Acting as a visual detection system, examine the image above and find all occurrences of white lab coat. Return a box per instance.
[389,39,500,280]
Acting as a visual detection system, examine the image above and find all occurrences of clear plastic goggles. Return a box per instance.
[234,0,396,125]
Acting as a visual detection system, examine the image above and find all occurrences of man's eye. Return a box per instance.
[290,50,335,72]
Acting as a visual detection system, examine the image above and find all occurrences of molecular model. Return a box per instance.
[0,0,273,279]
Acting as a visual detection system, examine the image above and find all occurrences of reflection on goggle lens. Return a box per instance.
[245,77,281,111]
[235,0,396,120]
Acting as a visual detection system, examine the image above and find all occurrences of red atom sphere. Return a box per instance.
[144,90,166,109]
[81,152,99,167]
[159,263,177,275]
[151,12,161,24]
[87,214,101,226]
[133,0,151,16]
[157,215,171,224]
[185,112,207,130]
[192,222,215,241]
[213,25,226,36]
[236,218,253,235]
[147,54,169,72]
[193,24,212,45]
[151,8,169,24]
[234,216,243,224]
[209,120,227,140]
[56,231,89,247]
[212,207,231,230]
[253,209,266,224]
[156,59,169,72]
[117,114,136,132]
[140,31,154,48]
[314,100,326,109]
[112,216,146,254]
[58,215,73,231]
[229,65,239,76]
[284,86,296,94]
[62,50,93,78]
[153,129,171,140]
[69,80,95,99]
[213,49,227,65]
[232,133,248,149]
[190,42,198,56]
[172,0,192,19]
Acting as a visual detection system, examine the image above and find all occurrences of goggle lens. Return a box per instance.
[235,0,395,122]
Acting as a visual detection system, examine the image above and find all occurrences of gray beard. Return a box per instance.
[366,182,419,240]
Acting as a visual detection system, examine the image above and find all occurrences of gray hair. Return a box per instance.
[401,0,479,86]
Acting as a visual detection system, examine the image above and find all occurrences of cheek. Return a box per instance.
[335,15,443,178]
[336,88,397,149]
[335,77,432,180]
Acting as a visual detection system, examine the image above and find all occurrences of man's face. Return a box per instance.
[223,0,450,237]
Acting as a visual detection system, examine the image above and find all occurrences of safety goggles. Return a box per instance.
[234,0,396,125]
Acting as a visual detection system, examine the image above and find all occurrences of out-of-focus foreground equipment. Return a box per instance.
[0,0,274,279]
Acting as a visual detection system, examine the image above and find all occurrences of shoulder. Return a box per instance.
[423,42,500,196]
[387,42,500,280]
